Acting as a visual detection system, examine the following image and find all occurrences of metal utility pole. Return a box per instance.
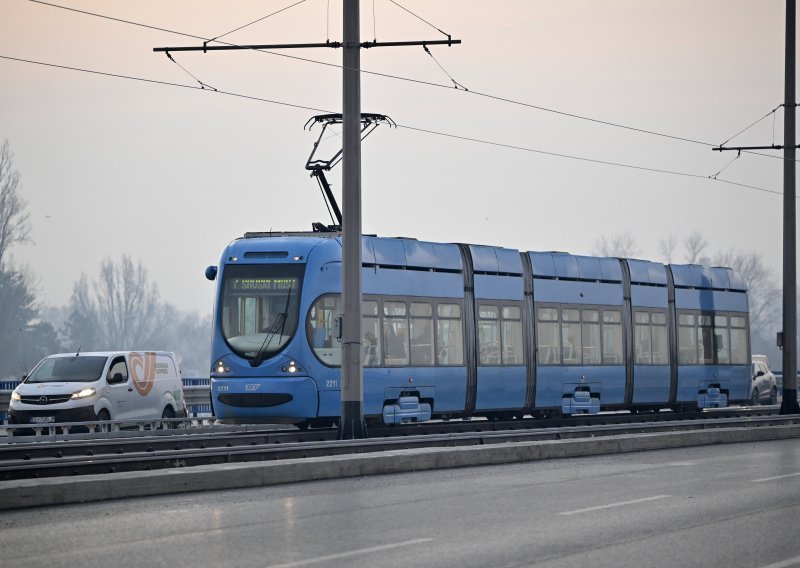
[154,2,460,437]
[713,0,799,414]
[339,0,366,438]
[782,0,799,414]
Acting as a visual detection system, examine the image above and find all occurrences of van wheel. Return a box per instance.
[161,406,177,429]
[750,389,760,406]
[97,409,111,433]
[770,387,778,405]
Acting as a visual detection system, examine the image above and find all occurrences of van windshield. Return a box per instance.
[26,356,108,383]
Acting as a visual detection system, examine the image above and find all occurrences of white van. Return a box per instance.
[8,351,187,426]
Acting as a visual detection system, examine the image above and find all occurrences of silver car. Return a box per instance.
[751,355,778,405]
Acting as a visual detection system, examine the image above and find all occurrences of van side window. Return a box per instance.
[107,357,128,383]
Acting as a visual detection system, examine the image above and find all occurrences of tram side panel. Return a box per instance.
[670,265,750,408]
[529,252,626,414]
[627,260,671,405]
[470,245,526,415]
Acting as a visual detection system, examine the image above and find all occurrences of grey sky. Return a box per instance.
[0,0,790,315]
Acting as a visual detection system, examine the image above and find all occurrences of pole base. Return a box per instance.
[338,400,368,439]
[780,388,800,414]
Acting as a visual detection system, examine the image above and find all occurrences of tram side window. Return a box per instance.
[410,302,434,366]
[581,309,601,365]
[698,315,715,365]
[634,311,652,365]
[362,299,381,367]
[478,304,501,365]
[730,316,749,364]
[561,308,582,365]
[537,307,560,366]
[715,315,730,364]
[384,301,409,366]
[436,303,464,365]
[651,312,668,364]
[502,305,524,365]
[678,313,698,364]
[307,294,341,367]
[602,310,623,365]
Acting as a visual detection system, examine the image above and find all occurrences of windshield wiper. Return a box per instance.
[251,285,293,368]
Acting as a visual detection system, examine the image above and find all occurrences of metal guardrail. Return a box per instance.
[0,379,211,423]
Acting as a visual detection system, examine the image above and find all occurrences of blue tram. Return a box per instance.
[205,231,750,425]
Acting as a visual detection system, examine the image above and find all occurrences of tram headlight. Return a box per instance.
[11,390,21,402]
[281,361,301,374]
[215,361,230,374]
[71,388,96,399]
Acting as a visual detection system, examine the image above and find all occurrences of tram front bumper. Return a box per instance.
[211,376,319,421]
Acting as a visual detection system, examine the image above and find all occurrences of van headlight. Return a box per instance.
[11,391,21,401]
[71,388,96,399]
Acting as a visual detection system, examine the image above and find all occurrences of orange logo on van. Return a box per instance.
[129,351,156,396]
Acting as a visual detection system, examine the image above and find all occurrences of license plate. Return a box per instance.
[30,416,55,424]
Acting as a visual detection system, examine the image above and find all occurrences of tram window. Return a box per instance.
[436,302,464,365]
[479,304,501,366]
[715,316,730,364]
[362,299,381,367]
[698,315,714,365]
[384,301,409,366]
[678,311,698,364]
[410,302,434,366]
[582,309,601,365]
[561,308,582,365]
[651,312,668,364]
[307,294,341,367]
[602,310,623,365]
[537,307,560,366]
[634,311,652,365]
[502,305,524,365]
[730,316,749,364]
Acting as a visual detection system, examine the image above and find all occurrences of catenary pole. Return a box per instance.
[338,0,367,438]
[781,0,800,414]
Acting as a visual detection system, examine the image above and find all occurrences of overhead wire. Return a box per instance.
[164,51,216,90]
[0,54,330,114]
[393,123,779,197]
[207,0,308,43]
[718,104,782,147]
[28,0,725,153]
[27,0,800,166]
[0,53,782,200]
[709,150,741,180]
[388,0,451,39]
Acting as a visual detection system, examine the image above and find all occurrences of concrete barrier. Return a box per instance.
[1,423,799,511]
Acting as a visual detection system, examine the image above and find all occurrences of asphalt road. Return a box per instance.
[2,439,800,568]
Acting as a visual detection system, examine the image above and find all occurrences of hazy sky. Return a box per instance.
[0,0,792,315]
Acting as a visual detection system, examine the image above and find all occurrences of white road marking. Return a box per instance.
[266,538,435,568]
[753,471,800,483]
[559,495,670,516]
[755,554,800,568]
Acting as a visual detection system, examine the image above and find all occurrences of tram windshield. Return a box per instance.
[220,264,304,363]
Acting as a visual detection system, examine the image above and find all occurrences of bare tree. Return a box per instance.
[658,233,678,264]
[712,250,780,335]
[66,255,173,350]
[0,139,30,268]
[592,232,640,258]
[683,231,708,264]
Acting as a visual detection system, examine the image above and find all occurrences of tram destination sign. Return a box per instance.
[229,277,297,292]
